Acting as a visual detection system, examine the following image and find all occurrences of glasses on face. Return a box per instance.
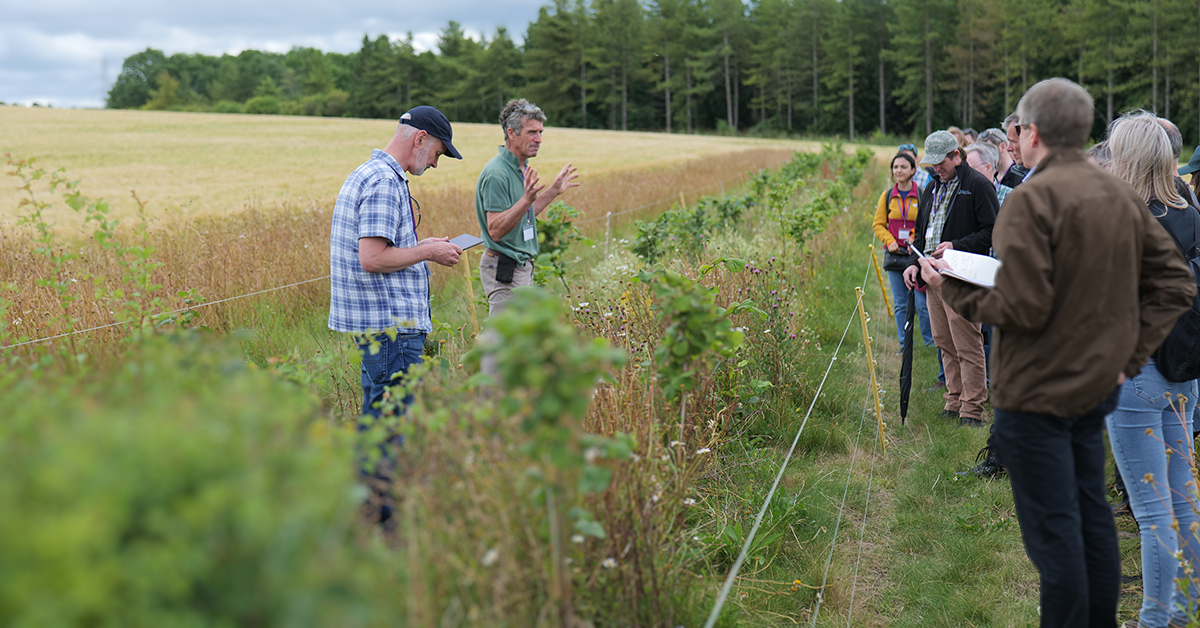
[898,143,916,152]
[411,196,422,229]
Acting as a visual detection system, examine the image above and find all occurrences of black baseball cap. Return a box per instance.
[400,106,462,160]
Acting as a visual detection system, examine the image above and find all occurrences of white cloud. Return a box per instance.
[0,0,543,107]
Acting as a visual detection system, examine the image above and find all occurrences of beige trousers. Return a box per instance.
[926,285,989,420]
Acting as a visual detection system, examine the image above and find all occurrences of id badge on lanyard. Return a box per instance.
[521,166,536,241]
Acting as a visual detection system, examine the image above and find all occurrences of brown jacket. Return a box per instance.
[941,149,1195,417]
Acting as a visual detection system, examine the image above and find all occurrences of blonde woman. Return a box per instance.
[1108,111,1200,628]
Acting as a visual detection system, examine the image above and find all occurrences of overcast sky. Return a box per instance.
[1,1,545,108]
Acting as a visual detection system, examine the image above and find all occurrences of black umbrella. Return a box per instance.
[899,287,917,424]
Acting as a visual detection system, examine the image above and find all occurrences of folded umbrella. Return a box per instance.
[899,287,916,424]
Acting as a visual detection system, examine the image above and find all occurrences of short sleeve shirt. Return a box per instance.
[476,146,539,264]
[328,149,431,333]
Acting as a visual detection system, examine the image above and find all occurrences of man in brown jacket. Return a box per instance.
[920,78,1195,628]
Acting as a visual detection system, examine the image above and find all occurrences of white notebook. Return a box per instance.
[940,250,1002,288]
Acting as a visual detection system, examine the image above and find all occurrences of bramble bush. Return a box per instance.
[0,331,397,626]
[630,194,756,262]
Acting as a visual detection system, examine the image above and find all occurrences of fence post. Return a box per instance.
[869,244,894,319]
[679,191,686,209]
[463,251,479,337]
[605,211,612,258]
[720,181,726,198]
[855,287,888,455]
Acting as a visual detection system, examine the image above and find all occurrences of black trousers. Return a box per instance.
[993,387,1122,628]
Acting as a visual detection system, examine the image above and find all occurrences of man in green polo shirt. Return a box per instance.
[476,98,580,315]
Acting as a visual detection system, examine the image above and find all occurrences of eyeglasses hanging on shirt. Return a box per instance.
[410,196,421,231]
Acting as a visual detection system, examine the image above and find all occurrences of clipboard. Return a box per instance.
[449,233,484,250]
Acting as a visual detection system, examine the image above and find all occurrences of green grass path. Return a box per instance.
[722,203,1151,626]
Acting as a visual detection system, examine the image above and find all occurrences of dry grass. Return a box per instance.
[0,108,807,354]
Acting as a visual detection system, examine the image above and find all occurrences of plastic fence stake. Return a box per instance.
[870,244,893,319]
[855,287,888,455]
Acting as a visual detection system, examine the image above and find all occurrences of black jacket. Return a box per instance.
[1000,164,1029,189]
[907,159,999,270]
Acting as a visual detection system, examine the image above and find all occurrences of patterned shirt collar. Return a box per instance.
[372,149,409,182]
[925,176,960,255]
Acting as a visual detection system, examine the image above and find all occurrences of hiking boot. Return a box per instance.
[938,409,960,420]
[924,381,947,393]
[958,417,985,428]
[969,446,1006,478]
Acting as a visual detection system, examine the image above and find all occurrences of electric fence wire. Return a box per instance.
[702,255,875,628]
[1,261,492,352]
[843,259,889,627]
[845,393,883,627]
[2,275,333,351]
[810,377,872,627]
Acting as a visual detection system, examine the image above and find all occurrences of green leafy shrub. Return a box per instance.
[244,96,281,115]
[630,194,754,262]
[534,201,590,290]
[210,100,243,114]
[323,90,349,117]
[0,332,396,626]
[300,93,326,116]
[280,100,302,116]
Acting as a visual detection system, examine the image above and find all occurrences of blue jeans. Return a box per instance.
[888,270,934,349]
[356,331,425,524]
[359,331,426,420]
[1106,361,1199,627]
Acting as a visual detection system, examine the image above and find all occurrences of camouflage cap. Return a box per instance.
[921,130,960,165]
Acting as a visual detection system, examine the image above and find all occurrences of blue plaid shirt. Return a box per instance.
[328,149,431,333]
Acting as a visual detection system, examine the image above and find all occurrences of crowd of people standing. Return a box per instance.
[876,78,1200,628]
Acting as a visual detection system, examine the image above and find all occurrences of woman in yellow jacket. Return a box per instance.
[872,153,934,350]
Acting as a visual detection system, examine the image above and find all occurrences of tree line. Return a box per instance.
[107,0,1200,143]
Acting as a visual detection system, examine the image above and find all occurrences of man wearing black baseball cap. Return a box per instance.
[328,104,463,526]
[400,105,463,160]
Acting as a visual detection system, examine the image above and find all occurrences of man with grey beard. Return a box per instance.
[328,105,464,525]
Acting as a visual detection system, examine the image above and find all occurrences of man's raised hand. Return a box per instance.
[522,167,545,204]
[547,163,581,198]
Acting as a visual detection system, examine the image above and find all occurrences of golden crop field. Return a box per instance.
[4,106,879,355]
[0,105,842,226]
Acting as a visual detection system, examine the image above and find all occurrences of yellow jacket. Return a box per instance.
[872,185,920,249]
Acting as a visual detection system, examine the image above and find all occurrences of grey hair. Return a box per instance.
[1157,117,1184,162]
[500,98,546,138]
[1016,78,1094,149]
[1110,111,1186,209]
[1087,140,1111,168]
[1003,112,1021,132]
[965,142,1000,171]
[978,128,1008,149]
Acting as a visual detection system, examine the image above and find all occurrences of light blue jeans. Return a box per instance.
[1106,360,1200,627]
[887,270,934,350]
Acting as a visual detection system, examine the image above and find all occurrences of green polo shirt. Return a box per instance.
[476,146,539,264]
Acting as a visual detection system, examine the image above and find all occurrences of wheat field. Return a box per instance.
[0,105,835,226]
[3,107,859,354]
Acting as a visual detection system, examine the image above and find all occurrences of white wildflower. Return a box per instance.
[670,440,684,448]
[684,498,696,506]
[695,448,711,455]
[583,447,601,464]
[602,558,617,569]
[571,534,585,544]
[481,548,499,566]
